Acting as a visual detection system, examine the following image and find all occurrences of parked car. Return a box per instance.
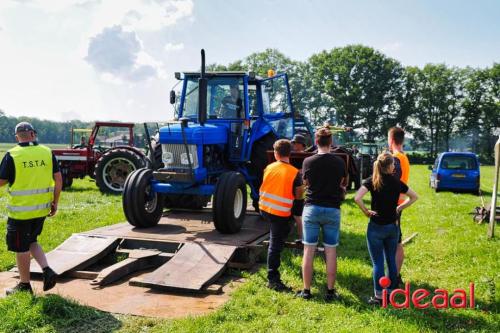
[429,152,480,194]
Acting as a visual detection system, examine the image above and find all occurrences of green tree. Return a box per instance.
[309,45,404,140]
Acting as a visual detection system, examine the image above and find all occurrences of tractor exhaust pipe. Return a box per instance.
[198,49,208,126]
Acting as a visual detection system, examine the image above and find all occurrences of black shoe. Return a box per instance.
[5,282,33,296]
[42,267,58,291]
[325,288,340,302]
[295,290,312,300]
[367,296,382,306]
[396,274,404,288]
[267,281,292,293]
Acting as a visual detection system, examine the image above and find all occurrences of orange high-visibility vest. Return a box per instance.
[259,161,298,217]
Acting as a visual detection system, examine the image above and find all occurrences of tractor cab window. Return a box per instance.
[261,76,293,138]
[261,76,291,116]
[182,77,246,120]
[94,127,131,150]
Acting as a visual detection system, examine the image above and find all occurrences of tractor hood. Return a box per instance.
[159,123,227,145]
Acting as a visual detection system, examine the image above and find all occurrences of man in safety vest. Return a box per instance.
[0,122,62,295]
[388,126,410,287]
[259,139,304,292]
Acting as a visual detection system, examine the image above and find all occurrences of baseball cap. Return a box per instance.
[291,134,306,145]
[15,122,36,134]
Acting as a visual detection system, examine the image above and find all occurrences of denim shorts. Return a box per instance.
[302,204,341,247]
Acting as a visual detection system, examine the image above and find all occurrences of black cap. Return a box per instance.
[291,134,306,145]
[15,122,36,134]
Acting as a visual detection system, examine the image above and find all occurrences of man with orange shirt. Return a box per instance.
[388,127,410,287]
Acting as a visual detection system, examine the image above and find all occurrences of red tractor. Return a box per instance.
[52,122,148,194]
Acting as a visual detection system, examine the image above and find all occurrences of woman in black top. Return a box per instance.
[354,152,418,305]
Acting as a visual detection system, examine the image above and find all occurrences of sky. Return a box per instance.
[0,0,498,122]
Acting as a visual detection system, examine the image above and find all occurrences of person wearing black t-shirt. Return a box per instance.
[296,127,346,302]
[354,152,418,305]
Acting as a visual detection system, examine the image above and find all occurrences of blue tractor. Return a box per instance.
[123,50,299,234]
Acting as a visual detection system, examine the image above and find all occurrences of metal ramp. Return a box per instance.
[22,210,268,293]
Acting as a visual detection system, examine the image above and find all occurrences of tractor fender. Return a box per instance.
[100,146,148,166]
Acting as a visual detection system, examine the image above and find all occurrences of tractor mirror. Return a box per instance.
[169,90,176,104]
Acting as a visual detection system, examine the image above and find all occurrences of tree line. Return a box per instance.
[1,45,498,162]
[209,46,499,162]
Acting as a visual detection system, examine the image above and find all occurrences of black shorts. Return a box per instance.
[6,217,45,252]
[292,199,304,217]
[397,212,403,243]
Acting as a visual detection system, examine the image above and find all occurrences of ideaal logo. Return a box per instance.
[379,277,475,309]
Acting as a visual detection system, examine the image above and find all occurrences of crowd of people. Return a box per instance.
[259,126,419,304]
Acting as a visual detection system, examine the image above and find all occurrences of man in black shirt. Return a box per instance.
[296,127,346,301]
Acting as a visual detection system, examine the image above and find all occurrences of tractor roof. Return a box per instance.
[176,71,259,80]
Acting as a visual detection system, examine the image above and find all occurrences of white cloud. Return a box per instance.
[85,25,163,82]
[381,42,402,53]
[164,42,184,52]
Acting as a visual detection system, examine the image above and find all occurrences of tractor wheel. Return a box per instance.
[148,139,164,170]
[95,149,145,194]
[213,172,247,234]
[248,132,277,212]
[123,168,163,228]
[61,173,73,190]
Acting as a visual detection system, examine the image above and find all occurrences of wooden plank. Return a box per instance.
[83,213,269,247]
[131,242,237,292]
[29,235,119,275]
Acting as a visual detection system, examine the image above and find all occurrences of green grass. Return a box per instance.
[0,165,499,332]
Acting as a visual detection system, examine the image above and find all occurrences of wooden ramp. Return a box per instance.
[19,210,268,293]
[131,243,237,292]
[29,235,120,275]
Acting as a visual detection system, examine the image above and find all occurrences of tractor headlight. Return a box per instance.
[180,153,194,165]
[162,152,173,164]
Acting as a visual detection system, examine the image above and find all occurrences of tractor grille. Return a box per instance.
[161,144,198,170]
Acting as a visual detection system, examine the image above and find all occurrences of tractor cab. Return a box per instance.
[171,71,295,161]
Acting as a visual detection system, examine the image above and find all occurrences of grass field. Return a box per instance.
[0,163,498,332]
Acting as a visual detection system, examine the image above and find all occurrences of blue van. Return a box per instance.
[429,152,480,194]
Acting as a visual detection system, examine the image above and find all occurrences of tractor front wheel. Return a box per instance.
[95,149,145,194]
[213,172,247,234]
[123,168,163,228]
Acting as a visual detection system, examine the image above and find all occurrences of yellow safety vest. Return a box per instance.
[259,161,298,217]
[7,144,54,220]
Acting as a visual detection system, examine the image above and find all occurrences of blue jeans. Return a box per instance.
[366,221,399,298]
[302,205,341,247]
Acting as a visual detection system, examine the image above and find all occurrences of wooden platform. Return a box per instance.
[82,210,269,247]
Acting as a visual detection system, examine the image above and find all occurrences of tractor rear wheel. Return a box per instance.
[213,172,247,234]
[95,149,145,194]
[123,168,163,228]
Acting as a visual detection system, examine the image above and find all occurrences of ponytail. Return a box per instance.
[372,160,383,191]
[372,152,394,191]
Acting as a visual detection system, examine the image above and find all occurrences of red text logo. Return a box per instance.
[379,277,475,309]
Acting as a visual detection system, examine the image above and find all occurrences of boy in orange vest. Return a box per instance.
[259,139,304,292]
[388,127,410,286]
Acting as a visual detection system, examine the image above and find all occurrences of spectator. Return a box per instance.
[388,126,410,286]
[354,152,418,305]
[259,139,304,292]
[296,127,346,301]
